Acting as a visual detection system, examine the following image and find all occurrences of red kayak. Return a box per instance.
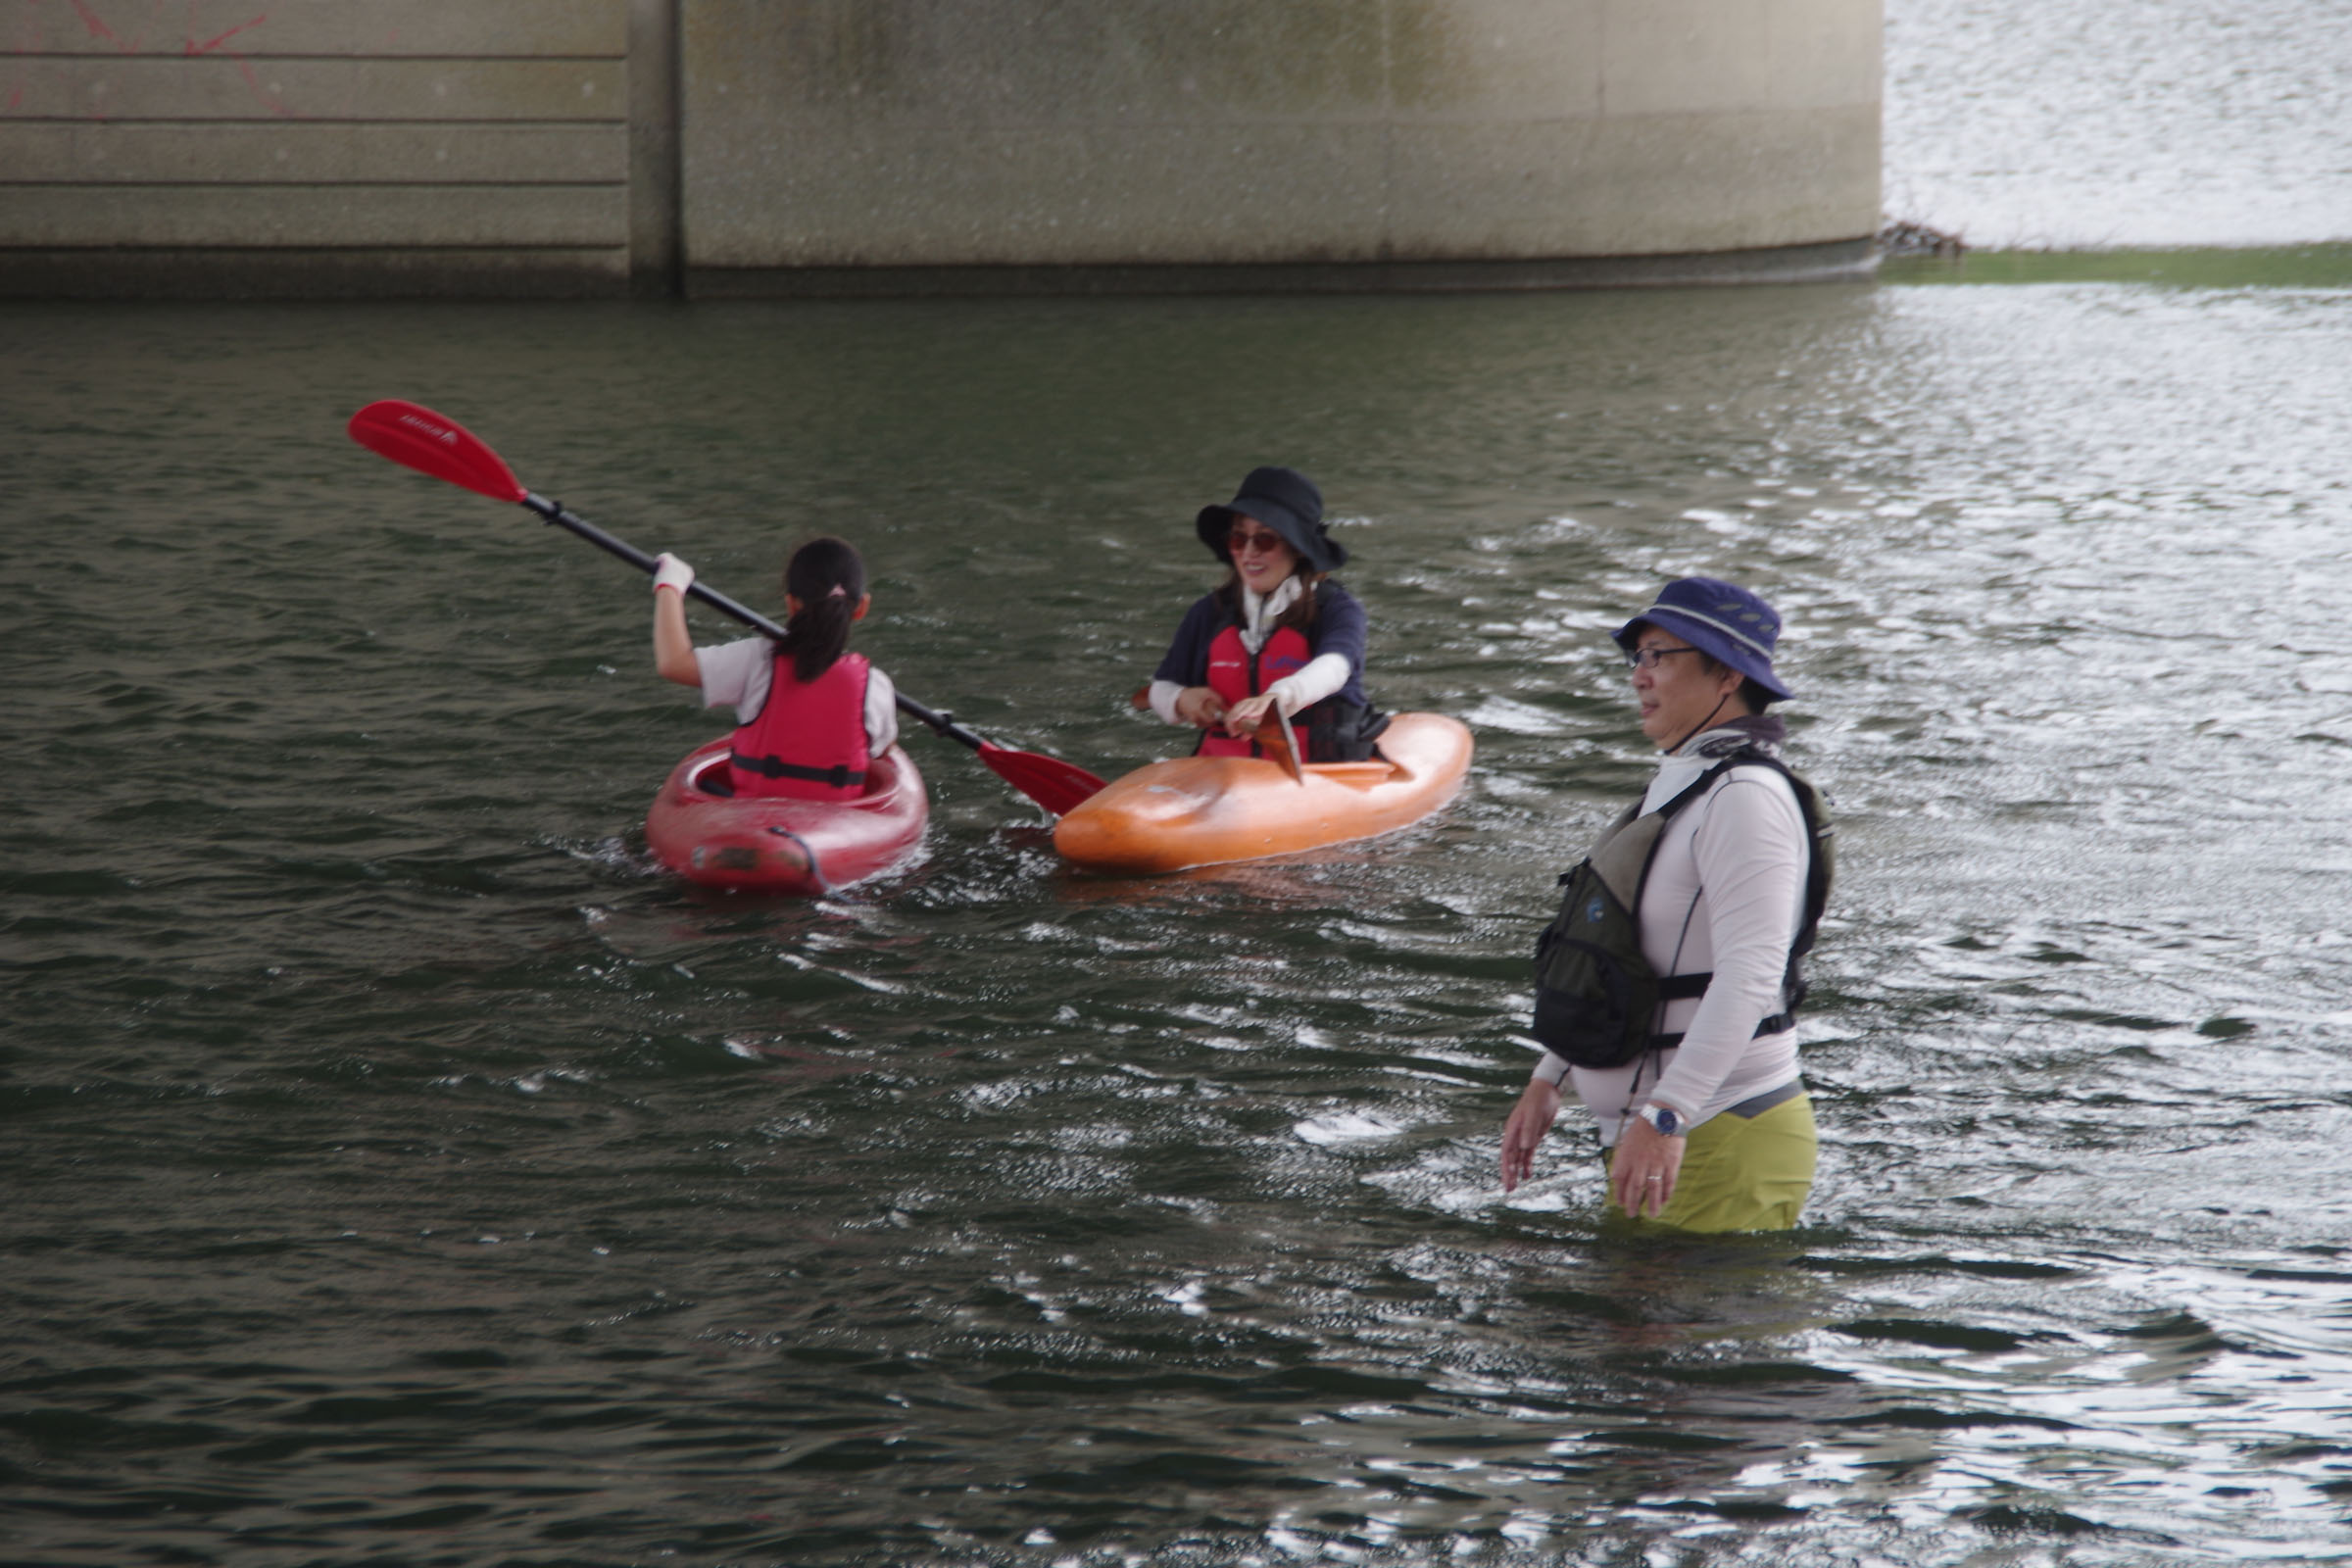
[644,738,928,894]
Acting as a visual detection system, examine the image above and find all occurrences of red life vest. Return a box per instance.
[1198,623,1313,759]
[727,651,872,801]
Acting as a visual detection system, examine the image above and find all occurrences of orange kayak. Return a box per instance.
[1053,712,1473,874]
[644,738,927,894]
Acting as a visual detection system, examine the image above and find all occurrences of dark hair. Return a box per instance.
[778,535,866,684]
[1215,564,1325,633]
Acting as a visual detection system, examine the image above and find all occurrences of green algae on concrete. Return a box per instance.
[1882,246,2352,289]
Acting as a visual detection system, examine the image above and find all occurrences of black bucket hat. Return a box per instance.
[1195,466,1346,572]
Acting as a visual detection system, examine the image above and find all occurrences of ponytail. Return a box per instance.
[777,535,866,685]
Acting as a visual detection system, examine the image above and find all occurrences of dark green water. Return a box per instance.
[6,281,2352,1565]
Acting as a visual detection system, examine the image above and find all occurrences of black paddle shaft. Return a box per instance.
[522,492,995,756]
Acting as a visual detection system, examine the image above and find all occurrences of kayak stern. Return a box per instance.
[645,740,928,894]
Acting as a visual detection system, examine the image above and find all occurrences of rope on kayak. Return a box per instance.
[766,826,828,894]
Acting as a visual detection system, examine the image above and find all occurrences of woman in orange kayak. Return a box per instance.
[1146,466,1387,762]
[650,536,899,799]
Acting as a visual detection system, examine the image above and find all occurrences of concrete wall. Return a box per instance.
[0,0,655,297]
[681,0,1882,292]
[0,0,1879,298]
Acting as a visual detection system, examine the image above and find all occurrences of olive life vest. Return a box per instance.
[726,650,871,801]
[1531,747,1833,1070]
[1197,621,1314,760]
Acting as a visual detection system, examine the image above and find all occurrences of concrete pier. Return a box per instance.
[0,0,1880,298]
[0,1,638,297]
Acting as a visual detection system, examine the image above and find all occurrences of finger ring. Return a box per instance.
[1645,1175,1661,1182]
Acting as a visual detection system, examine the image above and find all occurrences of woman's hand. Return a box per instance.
[651,558,701,687]
[1222,693,1281,736]
[1173,686,1228,729]
[1608,1110,1688,1220]
[1500,1076,1562,1194]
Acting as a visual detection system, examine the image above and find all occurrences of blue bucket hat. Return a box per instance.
[1196,466,1346,572]
[1612,577,1793,701]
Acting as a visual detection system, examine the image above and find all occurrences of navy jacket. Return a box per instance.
[1152,580,1370,710]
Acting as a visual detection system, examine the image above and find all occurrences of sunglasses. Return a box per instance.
[1228,527,1289,556]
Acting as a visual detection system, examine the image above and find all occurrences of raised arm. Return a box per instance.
[652,553,702,687]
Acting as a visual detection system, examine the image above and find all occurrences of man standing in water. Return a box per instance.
[1500,579,1831,1231]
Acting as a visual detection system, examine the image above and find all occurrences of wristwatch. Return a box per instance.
[1636,1103,1684,1138]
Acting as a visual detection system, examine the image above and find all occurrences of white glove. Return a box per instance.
[653,553,695,595]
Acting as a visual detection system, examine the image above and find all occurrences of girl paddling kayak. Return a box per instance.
[641,535,924,894]
[651,537,899,800]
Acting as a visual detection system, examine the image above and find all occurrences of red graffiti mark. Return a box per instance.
[65,0,165,54]
[9,1,297,122]
[233,54,290,117]
[67,0,122,45]
[186,13,267,57]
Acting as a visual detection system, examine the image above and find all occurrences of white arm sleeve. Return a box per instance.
[864,667,900,755]
[1263,652,1351,713]
[694,637,775,722]
[1149,678,1186,725]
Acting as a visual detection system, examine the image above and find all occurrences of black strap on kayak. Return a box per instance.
[727,754,865,791]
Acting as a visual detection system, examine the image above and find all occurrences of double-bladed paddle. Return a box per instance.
[345,399,1105,816]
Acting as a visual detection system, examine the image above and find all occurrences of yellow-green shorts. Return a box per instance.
[1605,1087,1816,1233]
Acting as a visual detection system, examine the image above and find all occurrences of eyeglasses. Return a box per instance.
[1624,645,1701,670]
[1228,527,1288,556]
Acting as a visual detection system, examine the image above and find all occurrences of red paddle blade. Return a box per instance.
[347,399,527,504]
[980,745,1105,816]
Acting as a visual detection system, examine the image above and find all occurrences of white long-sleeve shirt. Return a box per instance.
[1538,726,1809,1145]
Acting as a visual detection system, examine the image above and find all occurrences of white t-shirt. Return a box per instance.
[694,637,900,755]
